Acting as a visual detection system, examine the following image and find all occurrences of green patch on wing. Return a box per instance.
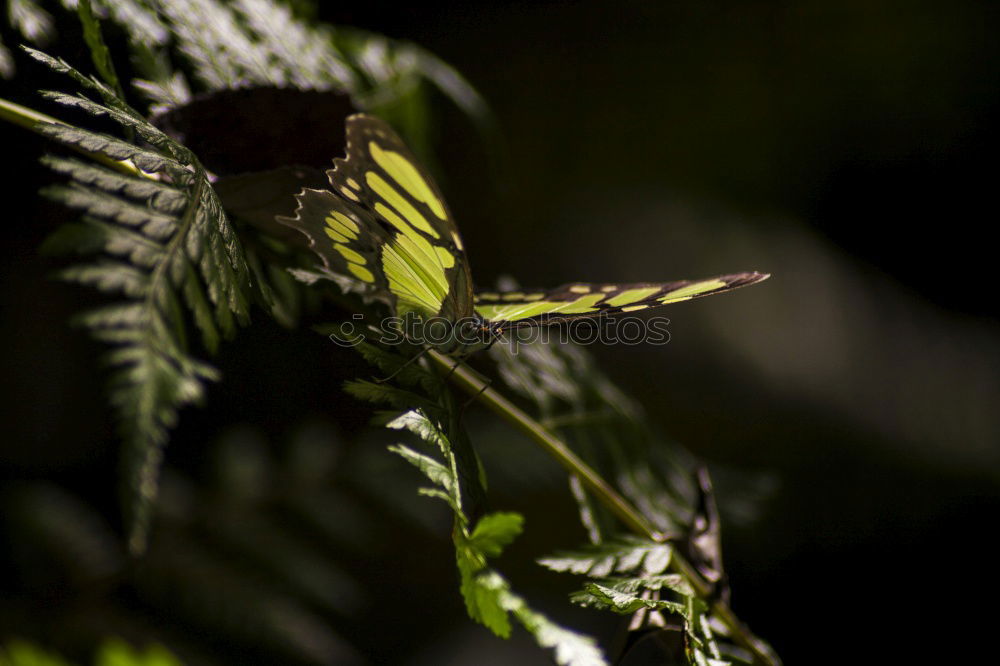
[280,114,475,321]
[382,231,452,318]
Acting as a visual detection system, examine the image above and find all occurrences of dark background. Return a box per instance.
[2,1,999,664]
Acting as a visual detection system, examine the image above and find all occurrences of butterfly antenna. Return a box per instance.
[374,345,431,383]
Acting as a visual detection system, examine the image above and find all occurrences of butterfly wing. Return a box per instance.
[474,272,769,329]
[279,114,474,322]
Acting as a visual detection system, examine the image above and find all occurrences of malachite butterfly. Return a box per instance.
[279,114,769,355]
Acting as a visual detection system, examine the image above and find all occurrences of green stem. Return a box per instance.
[0,96,140,175]
[429,350,662,539]
[428,349,782,666]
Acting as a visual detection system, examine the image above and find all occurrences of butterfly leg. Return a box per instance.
[374,345,431,383]
[458,373,493,418]
[442,356,463,381]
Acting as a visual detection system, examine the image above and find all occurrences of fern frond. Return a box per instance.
[35,122,180,173]
[569,576,732,664]
[75,303,149,330]
[144,0,370,95]
[72,0,493,135]
[39,90,168,145]
[34,51,251,554]
[101,0,187,115]
[153,0,285,89]
[231,0,355,89]
[8,0,54,46]
[132,72,192,115]
[59,261,150,296]
[344,379,440,415]
[43,183,178,235]
[592,574,695,598]
[570,582,687,616]
[41,156,187,211]
[492,341,757,664]
[94,0,169,47]
[77,0,125,100]
[538,538,674,577]
[476,570,608,666]
[386,410,608,666]
[352,341,439,392]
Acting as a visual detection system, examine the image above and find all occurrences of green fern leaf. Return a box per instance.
[59,261,150,296]
[75,218,165,267]
[155,0,282,89]
[75,303,149,330]
[344,379,440,414]
[386,410,608,666]
[610,574,693,597]
[42,183,178,236]
[482,571,607,666]
[41,156,187,212]
[39,90,176,150]
[469,512,524,557]
[33,49,251,554]
[133,72,192,114]
[230,0,356,89]
[40,219,114,256]
[36,122,181,173]
[572,582,687,616]
[538,538,674,577]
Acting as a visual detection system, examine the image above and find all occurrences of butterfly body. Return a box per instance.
[279,114,768,356]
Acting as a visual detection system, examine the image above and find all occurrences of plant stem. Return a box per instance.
[0,95,140,175]
[429,350,662,539]
[428,349,782,666]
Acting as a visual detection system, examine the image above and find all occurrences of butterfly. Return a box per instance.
[279,114,769,355]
